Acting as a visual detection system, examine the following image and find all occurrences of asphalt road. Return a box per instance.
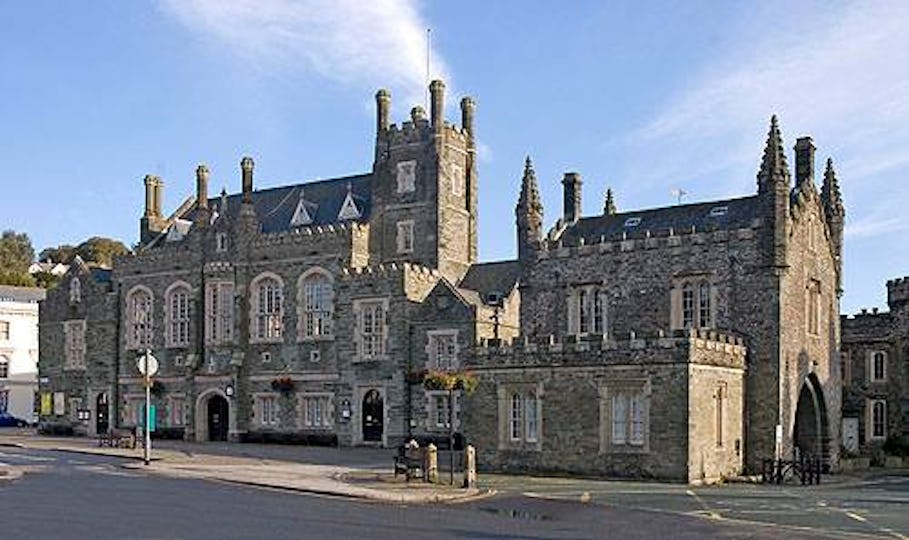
[0,446,904,539]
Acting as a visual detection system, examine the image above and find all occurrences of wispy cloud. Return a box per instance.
[157,0,450,106]
[617,0,909,231]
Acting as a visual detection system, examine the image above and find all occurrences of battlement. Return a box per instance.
[382,120,470,148]
[471,328,746,370]
[339,261,440,283]
[251,221,367,248]
[540,224,758,261]
[887,276,909,309]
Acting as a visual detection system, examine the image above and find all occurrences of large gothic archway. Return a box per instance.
[793,373,830,463]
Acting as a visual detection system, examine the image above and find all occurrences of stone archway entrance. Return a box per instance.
[194,390,231,442]
[793,373,830,463]
[362,389,383,443]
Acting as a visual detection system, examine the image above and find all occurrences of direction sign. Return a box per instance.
[136,350,159,378]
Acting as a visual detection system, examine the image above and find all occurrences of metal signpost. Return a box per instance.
[136,349,159,466]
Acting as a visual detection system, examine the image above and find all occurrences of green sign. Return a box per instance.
[138,404,157,432]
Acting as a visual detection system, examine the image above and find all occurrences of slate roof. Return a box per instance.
[458,260,522,301]
[0,285,47,303]
[560,195,760,244]
[90,268,112,283]
[183,173,373,235]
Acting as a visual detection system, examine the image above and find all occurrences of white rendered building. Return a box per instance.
[0,286,45,423]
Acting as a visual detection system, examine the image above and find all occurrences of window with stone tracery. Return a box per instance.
[568,286,608,336]
[298,270,333,340]
[251,274,283,342]
[165,283,191,347]
[126,287,153,349]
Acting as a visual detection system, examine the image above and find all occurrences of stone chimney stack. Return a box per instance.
[196,165,209,210]
[430,79,445,133]
[376,89,390,133]
[241,157,254,204]
[460,96,475,140]
[144,174,158,218]
[794,136,815,188]
[562,172,582,224]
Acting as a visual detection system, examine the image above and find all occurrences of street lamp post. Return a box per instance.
[136,349,159,466]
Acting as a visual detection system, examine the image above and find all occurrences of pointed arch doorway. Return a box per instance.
[362,389,384,443]
[793,373,830,464]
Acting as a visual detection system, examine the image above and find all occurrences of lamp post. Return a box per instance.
[136,349,159,466]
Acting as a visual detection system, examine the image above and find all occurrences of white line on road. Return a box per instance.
[846,512,867,523]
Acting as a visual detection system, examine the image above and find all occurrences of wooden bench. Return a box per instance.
[98,428,137,449]
[394,445,425,481]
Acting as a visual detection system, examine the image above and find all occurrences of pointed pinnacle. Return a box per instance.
[822,157,843,209]
[758,114,790,186]
[518,155,542,212]
[604,188,617,215]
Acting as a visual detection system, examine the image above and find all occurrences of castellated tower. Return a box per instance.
[369,80,478,283]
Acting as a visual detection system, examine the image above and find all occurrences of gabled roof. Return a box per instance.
[459,260,522,302]
[184,173,372,235]
[560,195,760,244]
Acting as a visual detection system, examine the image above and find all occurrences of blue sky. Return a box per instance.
[2,0,907,314]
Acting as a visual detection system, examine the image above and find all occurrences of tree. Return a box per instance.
[75,237,130,267]
[33,271,61,290]
[0,230,36,286]
[38,244,77,264]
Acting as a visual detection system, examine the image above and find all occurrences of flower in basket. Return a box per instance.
[422,370,478,395]
[271,376,295,393]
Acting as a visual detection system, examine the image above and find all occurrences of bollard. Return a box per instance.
[462,444,477,488]
[425,443,438,483]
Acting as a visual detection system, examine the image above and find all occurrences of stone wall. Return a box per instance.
[462,331,746,482]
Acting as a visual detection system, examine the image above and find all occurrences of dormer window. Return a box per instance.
[290,189,315,227]
[624,217,641,228]
[708,206,728,217]
[337,184,361,221]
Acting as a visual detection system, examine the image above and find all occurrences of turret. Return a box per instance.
[516,156,544,264]
[604,187,617,215]
[562,172,582,224]
[821,158,845,292]
[757,115,791,268]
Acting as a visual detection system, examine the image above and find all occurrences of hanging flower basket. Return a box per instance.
[271,377,295,394]
[422,371,478,395]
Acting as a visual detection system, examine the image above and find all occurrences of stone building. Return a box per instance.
[841,278,909,455]
[0,285,45,423]
[464,125,845,481]
[39,82,844,482]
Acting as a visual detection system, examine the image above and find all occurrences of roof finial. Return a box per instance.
[604,188,617,215]
[517,155,542,213]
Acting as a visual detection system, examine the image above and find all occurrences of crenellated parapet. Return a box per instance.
[339,261,440,282]
[470,328,746,371]
[251,221,367,248]
[540,224,759,261]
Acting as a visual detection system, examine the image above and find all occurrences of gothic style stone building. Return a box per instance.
[841,279,909,455]
[39,82,844,482]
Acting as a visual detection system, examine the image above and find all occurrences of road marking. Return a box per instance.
[686,489,722,520]
[845,512,867,523]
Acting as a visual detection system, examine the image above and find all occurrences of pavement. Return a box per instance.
[0,430,487,504]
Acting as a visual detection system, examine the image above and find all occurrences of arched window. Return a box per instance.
[509,393,523,441]
[682,283,695,328]
[524,391,539,442]
[252,274,283,341]
[126,287,153,349]
[698,281,712,328]
[871,351,887,382]
[298,270,333,340]
[0,356,9,379]
[69,278,81,304]
[165,283,191,347]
